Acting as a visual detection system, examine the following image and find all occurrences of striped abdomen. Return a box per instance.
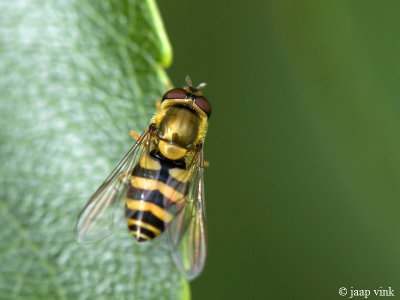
[125,152,188,242]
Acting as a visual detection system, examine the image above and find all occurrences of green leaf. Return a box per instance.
[0,0,190,299]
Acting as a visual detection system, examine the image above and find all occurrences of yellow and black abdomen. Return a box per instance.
[125,152,188,242]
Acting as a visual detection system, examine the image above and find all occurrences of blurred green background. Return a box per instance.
[158,1,400,299]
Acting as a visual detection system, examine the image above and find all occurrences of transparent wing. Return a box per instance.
[166,149,207,281]
[74,130,152,244]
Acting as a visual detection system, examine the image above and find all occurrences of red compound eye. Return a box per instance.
[194,96,211,117]
[162,88,187,101]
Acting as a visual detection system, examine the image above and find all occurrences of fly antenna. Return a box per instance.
[185,75,193,87]
[186,75,207,90]
[196,82,207,89]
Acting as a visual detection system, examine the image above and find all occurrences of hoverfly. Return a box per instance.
[75,76,211,281]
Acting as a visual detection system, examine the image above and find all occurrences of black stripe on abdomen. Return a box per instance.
[125,208,165,232]
[128,225,156,241]
[126,188,164,208]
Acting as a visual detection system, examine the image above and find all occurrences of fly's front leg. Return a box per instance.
[129,130,141,141]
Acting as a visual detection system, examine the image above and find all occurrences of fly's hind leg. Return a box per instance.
[119,171,130,182]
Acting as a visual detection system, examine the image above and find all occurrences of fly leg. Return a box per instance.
[119,171,130,180]
[129,130,141,141]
